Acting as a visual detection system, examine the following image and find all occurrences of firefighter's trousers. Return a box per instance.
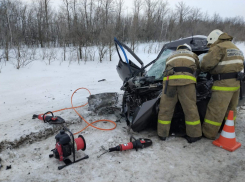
[202,89,239,139]
[158,83,202,138]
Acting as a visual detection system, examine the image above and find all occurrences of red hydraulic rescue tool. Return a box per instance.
[98,136,152,158]
[32,111,65,124]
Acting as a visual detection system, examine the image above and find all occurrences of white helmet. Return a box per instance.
[177,43,192,51]
[207,29,223,45]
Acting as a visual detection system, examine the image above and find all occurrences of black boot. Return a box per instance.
[184,136,201,143]
[159,136,166,141]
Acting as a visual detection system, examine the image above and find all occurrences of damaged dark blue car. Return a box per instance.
[114,36,245,135]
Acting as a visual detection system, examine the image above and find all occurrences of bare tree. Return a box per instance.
[97,30,108,63]
[175,1,191,38]
[129,0,143,51]
[155,1,169,41]
[144,0,159,41]
[44,0,51,46]
[5,0,13,47]
[13,44,35,69]
[166,11,178,42]
[115,0,124,39]
[187,8,202,34]
[63,0,71,32]
[175,1,191,24]
[0,0,244,64]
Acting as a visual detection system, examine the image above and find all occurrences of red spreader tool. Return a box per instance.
[98,136,152,158]
[32,111,65,124]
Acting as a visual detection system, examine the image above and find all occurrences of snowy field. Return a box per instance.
[0,42,245,182]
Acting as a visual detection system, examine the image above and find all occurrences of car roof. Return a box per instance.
[162,36,209,55]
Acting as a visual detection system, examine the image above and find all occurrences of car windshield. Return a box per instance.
[146,49,174,80]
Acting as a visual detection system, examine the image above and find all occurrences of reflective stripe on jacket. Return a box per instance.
[163,75,196,82]
[164,49,199,86]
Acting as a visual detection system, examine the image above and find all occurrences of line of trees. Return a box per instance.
[0,0,245,61]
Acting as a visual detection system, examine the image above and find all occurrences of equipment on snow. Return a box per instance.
[49,127,89,170]
[98,79,106,82]
[109,136,152,152]
[32,111,65,124]
[97,136,152,158]
[212,110,241,152]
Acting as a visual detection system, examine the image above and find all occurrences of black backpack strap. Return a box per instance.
[173,67,194,74]
[212,72,238,81]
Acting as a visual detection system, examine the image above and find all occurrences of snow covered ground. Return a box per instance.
[0,42,245,182]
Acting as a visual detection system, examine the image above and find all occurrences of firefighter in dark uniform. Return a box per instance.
[200,29,244,139]
[158,44,202,143]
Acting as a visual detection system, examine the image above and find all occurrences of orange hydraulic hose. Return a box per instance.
[46,87,117,135]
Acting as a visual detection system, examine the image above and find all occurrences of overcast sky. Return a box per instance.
[23,0,245,19]
[166,0,245,19]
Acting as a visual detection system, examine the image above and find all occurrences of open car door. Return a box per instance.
[114,38,145,81]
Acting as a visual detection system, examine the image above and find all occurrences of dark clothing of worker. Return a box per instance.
[158,49,202,139]
[200,33,244,139]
